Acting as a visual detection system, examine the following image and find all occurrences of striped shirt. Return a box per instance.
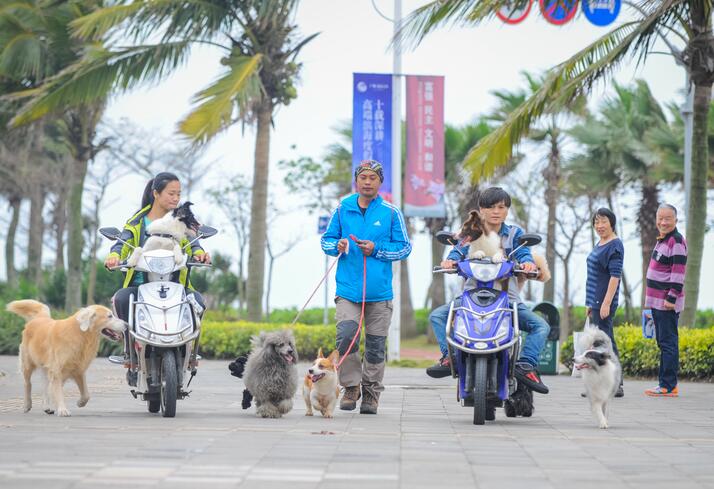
[645,228,687,313]
[585,238,624,310]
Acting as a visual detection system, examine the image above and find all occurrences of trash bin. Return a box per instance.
[532,302,560,375]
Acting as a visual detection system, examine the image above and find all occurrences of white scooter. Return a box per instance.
[99,225,217,417]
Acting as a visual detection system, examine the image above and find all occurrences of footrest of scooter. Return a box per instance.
[108,355,125,365]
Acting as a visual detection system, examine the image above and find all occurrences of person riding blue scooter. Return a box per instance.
[427,188,551,397]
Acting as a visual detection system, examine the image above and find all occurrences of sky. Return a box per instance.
[3,1,713,312]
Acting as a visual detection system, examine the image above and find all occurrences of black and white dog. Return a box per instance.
[127,202,201,267]
[573,325,621,429]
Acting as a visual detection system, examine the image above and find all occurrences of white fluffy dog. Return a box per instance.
[573,325,621,429]
[127,202,200,267]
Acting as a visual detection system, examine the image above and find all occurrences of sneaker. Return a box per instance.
[514,362,549,394]
[359,387,379,415]
[426,355,451,378]
[615,384,624,398]
[645,385,678,397]
[340,385,361,411]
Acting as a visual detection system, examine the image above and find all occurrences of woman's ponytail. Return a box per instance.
[141,178,155,208]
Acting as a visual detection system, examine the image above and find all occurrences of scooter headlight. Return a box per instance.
[495,314,511,340]
[135,306,153,338]
[469,263,501,282]
[453,315,468,337]
[147,256,175,275]
[179,305,193,333]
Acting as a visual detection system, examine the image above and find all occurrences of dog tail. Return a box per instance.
[6,300,51,321]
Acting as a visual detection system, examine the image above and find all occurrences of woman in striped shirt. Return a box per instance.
[585,208,625,397]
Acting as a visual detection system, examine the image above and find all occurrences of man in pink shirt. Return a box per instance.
[644,204,687,397]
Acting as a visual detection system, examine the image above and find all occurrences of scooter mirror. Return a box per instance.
[197,225,218,238]
[99,227,122,240]
[435,231,459,247]
[518,233,542,247]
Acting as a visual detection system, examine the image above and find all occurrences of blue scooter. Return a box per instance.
[433,231,542,425]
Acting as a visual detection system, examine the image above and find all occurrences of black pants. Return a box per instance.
[590,312,620,359]
[591,312,623,386]
[652,309,679,391]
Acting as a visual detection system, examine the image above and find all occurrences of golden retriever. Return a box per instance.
[6,300,125,417]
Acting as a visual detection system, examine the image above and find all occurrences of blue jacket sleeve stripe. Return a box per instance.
[320,208,341,256]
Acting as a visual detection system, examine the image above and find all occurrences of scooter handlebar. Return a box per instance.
[432,266,457,274]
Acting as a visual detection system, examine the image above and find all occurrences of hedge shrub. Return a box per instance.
[561,325,714,380]
[199,321,336,360]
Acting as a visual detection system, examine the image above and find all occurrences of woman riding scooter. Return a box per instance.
[104,172,211,357]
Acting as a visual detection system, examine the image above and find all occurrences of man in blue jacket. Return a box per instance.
[425,187,551,395]
[321,160,412,414]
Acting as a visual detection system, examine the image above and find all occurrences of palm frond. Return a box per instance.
[7,41,193,126]
[178,54,262,145]
[462,0,681,180]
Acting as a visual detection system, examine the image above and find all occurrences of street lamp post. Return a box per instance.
[388,0,402,362]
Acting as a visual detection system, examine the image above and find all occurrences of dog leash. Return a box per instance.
[335,255,367,370]
[290,251,344,326]
[288,249,368,370]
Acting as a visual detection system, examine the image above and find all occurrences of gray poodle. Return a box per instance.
[242,330,299,418]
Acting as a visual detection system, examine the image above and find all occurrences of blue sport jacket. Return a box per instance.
[321,194,412,303]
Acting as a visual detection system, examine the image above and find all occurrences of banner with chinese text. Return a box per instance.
[352,73,392,201]
[404,75,445,217]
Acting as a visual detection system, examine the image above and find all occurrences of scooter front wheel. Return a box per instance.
[472,356,488,425]
[160,351,178,418]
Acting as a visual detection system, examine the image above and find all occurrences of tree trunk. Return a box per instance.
[607,194,633,323]
[246,101,273,321]
[682,81,712,327]
[65,156,88,311]
[27,185,45,288]
[637,183,660,309]
[53,187,68,271]
[426,217,447,309]
[560,260,570,345]
[5,197,21,289]
[398,256,416,339]
[542,133,560,302]
[86,236,99,304]
[400,218,417,339]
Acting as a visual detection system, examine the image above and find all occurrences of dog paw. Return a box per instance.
[77,397,89,408]
[44,408,54,415]
[492,253,505,263]
[322,413,333,419]
[599,422,609,429]
[305,412,313,416]
[56,408,71,417]
[23,406,31,413]
[472,250,486,259]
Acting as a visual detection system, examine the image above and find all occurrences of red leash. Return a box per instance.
[335,254,367,370]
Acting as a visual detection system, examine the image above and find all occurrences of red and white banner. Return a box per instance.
[404,75,446,218]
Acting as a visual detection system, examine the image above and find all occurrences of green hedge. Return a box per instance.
[199,321,335,360]
[561,325,714,380]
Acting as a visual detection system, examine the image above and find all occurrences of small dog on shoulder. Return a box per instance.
[303,348,340,418]
[459,210,504,263]
[127,201,201,267]
[573,325,621,429]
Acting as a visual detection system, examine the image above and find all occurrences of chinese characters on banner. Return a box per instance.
[352,73,392,201]
[404,75,446,218]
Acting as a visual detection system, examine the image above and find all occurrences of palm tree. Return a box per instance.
[5,0,318,321]
[489,72,587,303]
[0,0,107,310]
[401,0,712,327]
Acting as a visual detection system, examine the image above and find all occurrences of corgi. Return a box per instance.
[303,349,340,418]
